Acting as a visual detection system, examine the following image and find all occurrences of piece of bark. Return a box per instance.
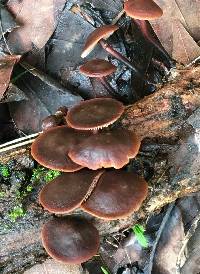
[0,65,200,273]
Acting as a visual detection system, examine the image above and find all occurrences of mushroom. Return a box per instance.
[68,129,141,170]
[81,170,148,220]
[39,169,103,214]
[124,0,172,63]
[79,58,119,99]
[31,126,91,172]
[66,98,124,131]
[41,106,68,131]
[81,24,141,74]
[41,216,100,264]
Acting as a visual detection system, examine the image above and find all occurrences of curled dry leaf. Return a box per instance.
[6,0,66,54]
[151,0,200,64]
[0,54,20,100]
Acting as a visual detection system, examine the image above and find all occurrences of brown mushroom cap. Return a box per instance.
[80,59,116,78]
[41,217,100,264]
[68,129,141,170]
[81,25,119,58]
[124,0,163,20]
[81,170,148,220]
[66,98,124,130]
[39,170,103,214]
[31,126,91,172]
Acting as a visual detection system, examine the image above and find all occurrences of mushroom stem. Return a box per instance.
[99,77,121,100]
[99,40,141,75]
[133,19,174,66]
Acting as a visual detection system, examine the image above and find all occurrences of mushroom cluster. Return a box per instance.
[31,98,148,264]
[79,0,171,100]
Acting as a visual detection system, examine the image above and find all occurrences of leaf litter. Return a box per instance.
[0,0,199,273]
[152,0,200,64]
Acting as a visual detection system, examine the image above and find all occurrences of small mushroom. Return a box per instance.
[66,98,124,130]
[39,169,103,214]
[81,25,141,74]
[41,216,100,264]
[124,0,172,63]
[81,170,148,220]
[79,59,118,98]
[41,106,68,131]
[31,126,91,172]
[41,115,61,131]
[124,0,163,20]
[68,129,141,170]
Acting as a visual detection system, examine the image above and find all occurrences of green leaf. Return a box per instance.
[132,224,148,248]
[101,266,110,274]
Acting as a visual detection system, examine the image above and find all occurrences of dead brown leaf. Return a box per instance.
[0,6,18,39]
[6,0,66,54]
[151,206,185,274]
[0,54,20,100]
[152,0,200,64]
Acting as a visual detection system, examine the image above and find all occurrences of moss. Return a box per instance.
[31,166,61,183]
[0,164,10,178]
[26,185,33,192]
[44,170,61,182]
[0,192,6,198]
[8,205,25,222]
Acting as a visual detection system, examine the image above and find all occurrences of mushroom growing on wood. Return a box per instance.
[81,24,142,75]
[79,59,119,98]
[66,97,124,130]
[81,170,148,220]
[41,217,100,264]
[31,126,91,172]
[68,129,141,170]
[39,169,103,214]
[124,0,172,63]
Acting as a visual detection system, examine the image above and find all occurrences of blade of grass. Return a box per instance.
[101,266,110,274]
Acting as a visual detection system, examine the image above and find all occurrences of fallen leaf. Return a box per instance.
[172,20,200,64]
[84,0,122,17]
[181,223,200,274]
[151,0,200,64]
[0,84,27,103]
[9,72,82,133]
[23,258,82,274]
[151,206,185,274]
[0,5,18,39]
[6,0,66,54]
[0,54,20,100]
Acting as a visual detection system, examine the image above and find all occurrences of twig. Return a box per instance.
[176,212,200,274]
[0,132,40,149]
[0,139,35,153]
[0,132,41,154]
[146,202,175,274]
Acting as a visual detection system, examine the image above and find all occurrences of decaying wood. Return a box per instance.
[0,65,200,273]
[119,65,200,139]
